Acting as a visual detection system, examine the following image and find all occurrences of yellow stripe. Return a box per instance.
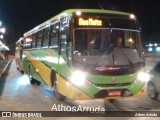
[25,51,52,87]
[56,74,91,100]
[133,85,145,97]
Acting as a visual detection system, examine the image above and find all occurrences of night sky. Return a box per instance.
[0,0,160,51]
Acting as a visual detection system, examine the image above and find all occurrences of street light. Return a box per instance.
[0,35,3,39]
[156,47,160,56]
[0,23,7,51]
[0,27,5,34]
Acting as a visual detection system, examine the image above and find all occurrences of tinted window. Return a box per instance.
[42,27,50,47]
[50,22,59,47]
[32,33,37,48]
[37,30,43,47]
[24,36,32,49]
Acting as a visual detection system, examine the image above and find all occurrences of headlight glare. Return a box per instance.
[137,72,150,82]
[70,71,86,86]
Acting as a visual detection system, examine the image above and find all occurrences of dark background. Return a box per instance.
[0,0,160,53]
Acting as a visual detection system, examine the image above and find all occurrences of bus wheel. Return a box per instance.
[54,81,65,101]
[30,79,36,84]
[20,70,24,74]
[36,81,41,86]
[29,74,36,84]
[147,81,158,100]
[30,78,36,84]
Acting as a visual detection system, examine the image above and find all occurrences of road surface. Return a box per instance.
[0,57,160,120]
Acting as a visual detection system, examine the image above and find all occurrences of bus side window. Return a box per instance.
[60,17,69,61]
[23,41,26,49]
[24,36,32,49]
[37,30,43,48]
[60,27,67,59]
[32,33,37,48]
[42,27,50,47]
[49,22,59,48]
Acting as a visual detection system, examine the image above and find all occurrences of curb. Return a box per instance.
[0,60,12,77]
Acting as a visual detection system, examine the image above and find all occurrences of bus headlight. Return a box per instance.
[70,71,86,86]
[137,72,150,82]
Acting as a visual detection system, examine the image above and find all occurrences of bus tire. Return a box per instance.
[147,81,158,100]
[30,78,36,84]
[36,81,41,86]
[54,81,65,101]
[20,70,24,74]
[29,71,36,84]
[29,64,36,84]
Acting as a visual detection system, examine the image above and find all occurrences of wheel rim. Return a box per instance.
[148,83,156,98]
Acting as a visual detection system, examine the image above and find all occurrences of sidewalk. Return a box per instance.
[0,60,12,77]
[0,54,15,77]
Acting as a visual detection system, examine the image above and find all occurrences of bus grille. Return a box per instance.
[95,82,132,87]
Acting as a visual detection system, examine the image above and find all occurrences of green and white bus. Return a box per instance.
[15,37,24,73]
[16,9,149,101]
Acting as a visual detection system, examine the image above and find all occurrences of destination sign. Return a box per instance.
[74,16,107,28]
[78,18,102,26]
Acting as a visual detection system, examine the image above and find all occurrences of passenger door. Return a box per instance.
[58,17,70,77]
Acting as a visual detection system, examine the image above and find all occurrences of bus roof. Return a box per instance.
[24,9,131,37]
[16,37,23,45]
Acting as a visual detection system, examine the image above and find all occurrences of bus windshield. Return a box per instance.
[73,28,143,70]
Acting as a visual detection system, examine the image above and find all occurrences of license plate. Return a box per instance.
[108,90,121,96]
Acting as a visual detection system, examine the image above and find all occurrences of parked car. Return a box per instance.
[147,61,160,100]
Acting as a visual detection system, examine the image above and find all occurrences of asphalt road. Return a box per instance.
[0,58,160,120]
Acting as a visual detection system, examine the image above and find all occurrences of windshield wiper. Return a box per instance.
[117,48,133,65]
[94,45,134,70]
[94,44,114,68]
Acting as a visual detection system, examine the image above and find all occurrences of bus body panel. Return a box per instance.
[21,48,145,100]
[56,74,91,100]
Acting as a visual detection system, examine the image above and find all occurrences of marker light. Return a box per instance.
[70,71,85,86]
[76,11,81,16]
[130,14,135,19]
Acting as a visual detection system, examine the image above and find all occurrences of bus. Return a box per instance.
[15,37,24,73]
[16,9,149,101]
